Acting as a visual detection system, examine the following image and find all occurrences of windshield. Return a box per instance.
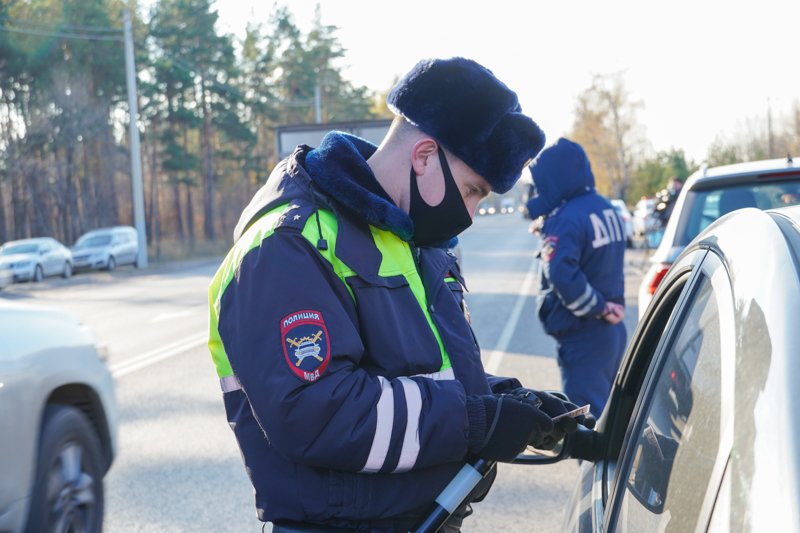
[75,235,112,248]
[0,243,38,255]
[675,180,800,246]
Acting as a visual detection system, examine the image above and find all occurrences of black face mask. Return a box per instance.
[409,148,473,247]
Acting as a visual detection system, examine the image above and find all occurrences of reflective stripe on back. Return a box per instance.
[220,375,242,392]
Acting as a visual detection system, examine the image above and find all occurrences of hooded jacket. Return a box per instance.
[208,132,513,529]
[526,138,626,337]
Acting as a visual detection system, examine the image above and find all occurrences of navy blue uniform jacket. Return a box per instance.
[526,144,626,338]
[210,133,515,529]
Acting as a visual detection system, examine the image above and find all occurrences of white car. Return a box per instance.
[632,197,658,237]
[0,302,118,532]
[71,226,140,271]
[638,156,800,317]
[0,237,74,282]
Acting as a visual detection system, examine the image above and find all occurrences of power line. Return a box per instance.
[0,15,122,34]
[0,25,123,42]
[159,51,249,102]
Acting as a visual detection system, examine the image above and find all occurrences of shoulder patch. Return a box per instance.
[541,235,559,262]
[281,310,331,382]
[274,201,315,232]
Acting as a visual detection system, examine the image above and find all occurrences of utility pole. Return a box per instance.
[123,9,148,268]
[314,84,322,124]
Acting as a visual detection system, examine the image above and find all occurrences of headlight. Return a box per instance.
[12,261,31,269]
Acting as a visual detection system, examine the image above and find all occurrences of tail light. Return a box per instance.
[647,263,671,295]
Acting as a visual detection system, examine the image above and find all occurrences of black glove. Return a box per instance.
[466,393,554,462]
[510,389,597,450]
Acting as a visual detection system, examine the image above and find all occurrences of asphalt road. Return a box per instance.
[1,213,648,532]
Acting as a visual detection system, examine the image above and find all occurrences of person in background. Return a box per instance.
[526,138,627,417]
[208,58,592,532]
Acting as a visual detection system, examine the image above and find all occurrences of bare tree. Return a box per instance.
[571,72,644,199]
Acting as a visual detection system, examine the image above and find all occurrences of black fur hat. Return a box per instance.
[387,57,545,194]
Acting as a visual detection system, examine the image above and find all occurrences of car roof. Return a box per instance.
[80,226,135,235]
[1,237,54,246]
[687,156,800,191]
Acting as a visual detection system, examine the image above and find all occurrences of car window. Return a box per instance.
[1,243,38,255]
[678,181,800,245]
[612,272,723,532]
[75,235,112,248]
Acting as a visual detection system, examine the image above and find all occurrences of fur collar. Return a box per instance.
[304,132,414,241]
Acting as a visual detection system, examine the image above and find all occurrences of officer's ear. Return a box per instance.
[410,138,439,177]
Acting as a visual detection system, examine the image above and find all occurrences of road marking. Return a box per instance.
[110,332,207,378]
[484,256,538,375]
[149,307,204,323]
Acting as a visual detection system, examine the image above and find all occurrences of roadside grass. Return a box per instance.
[148,239,230,264]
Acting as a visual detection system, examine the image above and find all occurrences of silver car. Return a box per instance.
[555,204,800,531]
[71,226,140,271]
[0,301,118,532]
[0,237,74,282]
[0,265,11,290]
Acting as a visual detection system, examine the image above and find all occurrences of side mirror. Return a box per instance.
[513,427,603,465]
[513,441,567,465]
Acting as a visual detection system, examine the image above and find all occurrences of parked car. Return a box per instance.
[0,237,74,282]
[550,204,800,531]
[71,226,140,271]
[638,156,800,316]
[0,264,11,290]
[610,199,634,247]
[0,301,117,532]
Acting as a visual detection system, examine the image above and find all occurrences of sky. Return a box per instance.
[210,0,799,163]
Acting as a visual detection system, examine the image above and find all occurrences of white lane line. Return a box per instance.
[149,307,203,324]
[110,332,207,378]
[484,256,538,375]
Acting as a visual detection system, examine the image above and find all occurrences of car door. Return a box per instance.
[125,232,138,264]
[39,241,57,276]
[604,250,735,532]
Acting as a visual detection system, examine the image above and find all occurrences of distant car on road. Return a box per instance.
[558,204,800,532]
[499,197,516,214]
[0,237,73,282]
[71,226,140,272]
[632,197,658,237]
[638,156,800,316]
[0,301,117,533]
[610,199,634,247]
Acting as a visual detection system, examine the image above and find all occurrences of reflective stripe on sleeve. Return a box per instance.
[574,292,598,317]
[220,375,242,392]
[413,367,455,381]
[360,377,394,473]
[566,284,594,312]
[394,377,422,472]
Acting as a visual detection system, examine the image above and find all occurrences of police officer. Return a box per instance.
[209,58,590,532]
[526,138,627,418]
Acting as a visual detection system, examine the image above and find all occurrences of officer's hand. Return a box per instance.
[511,387,596,450]
[600,302,625,325]
[466,393,554,462]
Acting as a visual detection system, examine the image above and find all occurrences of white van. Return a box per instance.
[71,226,139,271]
